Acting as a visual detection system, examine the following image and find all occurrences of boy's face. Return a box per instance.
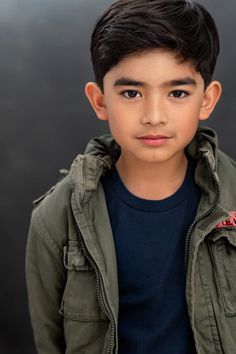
[85,50,221,166]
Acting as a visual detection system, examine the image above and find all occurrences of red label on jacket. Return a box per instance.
[216,212,236,228]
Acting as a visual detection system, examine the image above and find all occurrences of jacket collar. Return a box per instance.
[68,125,230,214]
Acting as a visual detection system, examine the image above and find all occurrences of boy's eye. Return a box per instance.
[169,90,189,99]
[120,90,141,99]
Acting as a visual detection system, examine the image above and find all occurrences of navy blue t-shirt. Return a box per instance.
[101,159,201,354]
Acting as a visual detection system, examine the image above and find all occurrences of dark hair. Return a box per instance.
[90,0,220,92]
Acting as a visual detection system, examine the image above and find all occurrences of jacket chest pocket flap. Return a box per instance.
[60,241,107,322]
[208,229,236,317]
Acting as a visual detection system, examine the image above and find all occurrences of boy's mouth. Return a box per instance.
[137,134,171,146]
[138,134,170,139]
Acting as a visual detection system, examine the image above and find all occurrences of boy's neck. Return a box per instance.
[115,152,188,201]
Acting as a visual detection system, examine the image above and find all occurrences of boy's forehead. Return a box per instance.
[104,50,203,88]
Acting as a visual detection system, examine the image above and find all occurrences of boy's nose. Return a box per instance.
[141,98,169,126]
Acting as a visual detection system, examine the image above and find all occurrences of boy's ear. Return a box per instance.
[84,82,108,121]
[199,80,222,121]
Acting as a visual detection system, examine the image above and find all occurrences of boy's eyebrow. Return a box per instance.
[113,76,197,88]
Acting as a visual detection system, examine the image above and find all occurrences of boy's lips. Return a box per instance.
[137,134,171,146]
[138,134,170,139]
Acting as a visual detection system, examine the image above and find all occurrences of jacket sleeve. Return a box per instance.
[25,207,67,354]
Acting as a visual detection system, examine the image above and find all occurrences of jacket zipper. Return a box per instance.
[75,222,116,354]
[184,152,221,275]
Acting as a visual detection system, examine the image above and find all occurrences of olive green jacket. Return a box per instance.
[26,126,236,354]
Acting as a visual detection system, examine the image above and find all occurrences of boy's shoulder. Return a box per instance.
[30,169,74,246]
[28,137,113,244]
[32,169,71,207]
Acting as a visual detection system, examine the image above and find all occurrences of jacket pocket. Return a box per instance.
[207,229,236,317]
[60,241,107,322]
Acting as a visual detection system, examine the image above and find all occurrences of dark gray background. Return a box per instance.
[0,0,235,353]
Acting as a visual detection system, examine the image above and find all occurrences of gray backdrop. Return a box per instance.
[0,0,235,353]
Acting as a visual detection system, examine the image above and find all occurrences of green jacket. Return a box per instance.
[26,126,236,354]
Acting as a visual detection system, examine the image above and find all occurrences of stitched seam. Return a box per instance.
[200,243,223,353]
[32,208,63,259]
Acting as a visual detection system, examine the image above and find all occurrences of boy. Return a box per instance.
[25,0,236,353]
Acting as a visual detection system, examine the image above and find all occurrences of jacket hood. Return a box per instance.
[69,125,236,214]
[84,134,121,165]
[83,125,218,167]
